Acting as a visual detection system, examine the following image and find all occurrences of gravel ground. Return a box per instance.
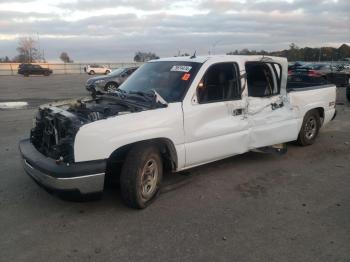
[0,75,349,262]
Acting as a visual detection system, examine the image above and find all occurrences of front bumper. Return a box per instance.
[19,139,106,195]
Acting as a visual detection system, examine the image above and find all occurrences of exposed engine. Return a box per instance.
[30,96,138,163]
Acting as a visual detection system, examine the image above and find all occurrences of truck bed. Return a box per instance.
[287,83,337,127]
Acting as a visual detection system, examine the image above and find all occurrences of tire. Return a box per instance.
[89,70,95,75]
[120,143,163,209]
[43,71,50,76]
[104,82,119,92]
[297,110,321,146]
[105,70,111,75]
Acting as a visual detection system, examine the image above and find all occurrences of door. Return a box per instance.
[27,65,34,75]
[32,65,41,75]
[96,66,103,74]
[245,61,298,149]
[183,62,249,167]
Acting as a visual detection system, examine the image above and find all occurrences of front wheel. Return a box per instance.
[89,70,95,75]
[297,110,321,146]
[120,143,163,209]
[105,70,111,75]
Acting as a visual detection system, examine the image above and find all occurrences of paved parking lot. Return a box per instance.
[0,75,349,262]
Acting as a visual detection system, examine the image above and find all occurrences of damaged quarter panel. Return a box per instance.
[288,84,337,129]
[73,102,185,165]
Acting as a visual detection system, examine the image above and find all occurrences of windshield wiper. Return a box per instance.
[128,90,168,107]
[151,89,168,106]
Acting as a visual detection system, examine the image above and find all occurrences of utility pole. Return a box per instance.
[212,40,221,55]
[37,32,41,62]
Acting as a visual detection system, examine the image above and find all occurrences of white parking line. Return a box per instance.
[0,102,28,109]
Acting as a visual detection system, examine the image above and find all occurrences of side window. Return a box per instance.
[246,62,281,97]
[197,63,241,104]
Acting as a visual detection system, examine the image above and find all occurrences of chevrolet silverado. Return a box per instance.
[19,55,337,209]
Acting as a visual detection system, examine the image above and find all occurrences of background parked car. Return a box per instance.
[85,64,111,75]
[289,64,331,77]
[18,64,53,76]
[288,61,305,72]
[86,67,138,93]
[289,63,350,87]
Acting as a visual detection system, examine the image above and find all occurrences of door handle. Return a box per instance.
[232,108,243,116]
[271,102,284,110]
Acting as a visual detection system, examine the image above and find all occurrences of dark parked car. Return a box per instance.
[18,64,53,76]
[288,61,304,72]
[289,63,350,87]
[85,67,138,93]
[289,64,331,77]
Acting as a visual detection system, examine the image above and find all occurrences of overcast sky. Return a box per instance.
[0,0,349,62]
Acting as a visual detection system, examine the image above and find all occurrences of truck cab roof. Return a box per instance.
[151,55,287,65]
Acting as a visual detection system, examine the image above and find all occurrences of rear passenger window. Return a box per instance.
[246,62,281,97]
[197,63,241,104]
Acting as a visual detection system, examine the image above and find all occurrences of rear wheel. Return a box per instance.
[89,70,95,75]
[105,70,111,75]
[43,71,50,76]
[105,82,119,92]
[297,110,321,146]
[120,143,163,209]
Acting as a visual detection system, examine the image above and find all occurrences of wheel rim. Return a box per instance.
[140,159,159,201]
[106,84,117,92]
[305,116,317,140]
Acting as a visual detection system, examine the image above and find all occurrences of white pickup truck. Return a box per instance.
[20,55,337,209]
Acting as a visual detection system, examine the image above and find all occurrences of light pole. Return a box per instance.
[209,39,222,55]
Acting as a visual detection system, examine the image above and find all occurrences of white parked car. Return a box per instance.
[85,64,111,75]
[20,55,337,209]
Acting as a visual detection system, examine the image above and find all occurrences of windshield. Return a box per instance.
[109,68,125,77]
[119,61,201,102]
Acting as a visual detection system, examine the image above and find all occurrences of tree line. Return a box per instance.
[227,43,350,62]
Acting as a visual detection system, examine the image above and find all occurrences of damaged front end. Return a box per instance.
[30,95,141,163]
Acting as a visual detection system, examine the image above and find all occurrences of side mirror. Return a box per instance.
[196,82,205,104]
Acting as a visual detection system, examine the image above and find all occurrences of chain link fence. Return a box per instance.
[0,62,143,76]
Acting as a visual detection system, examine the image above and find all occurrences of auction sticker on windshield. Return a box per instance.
[170,65,192,72]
